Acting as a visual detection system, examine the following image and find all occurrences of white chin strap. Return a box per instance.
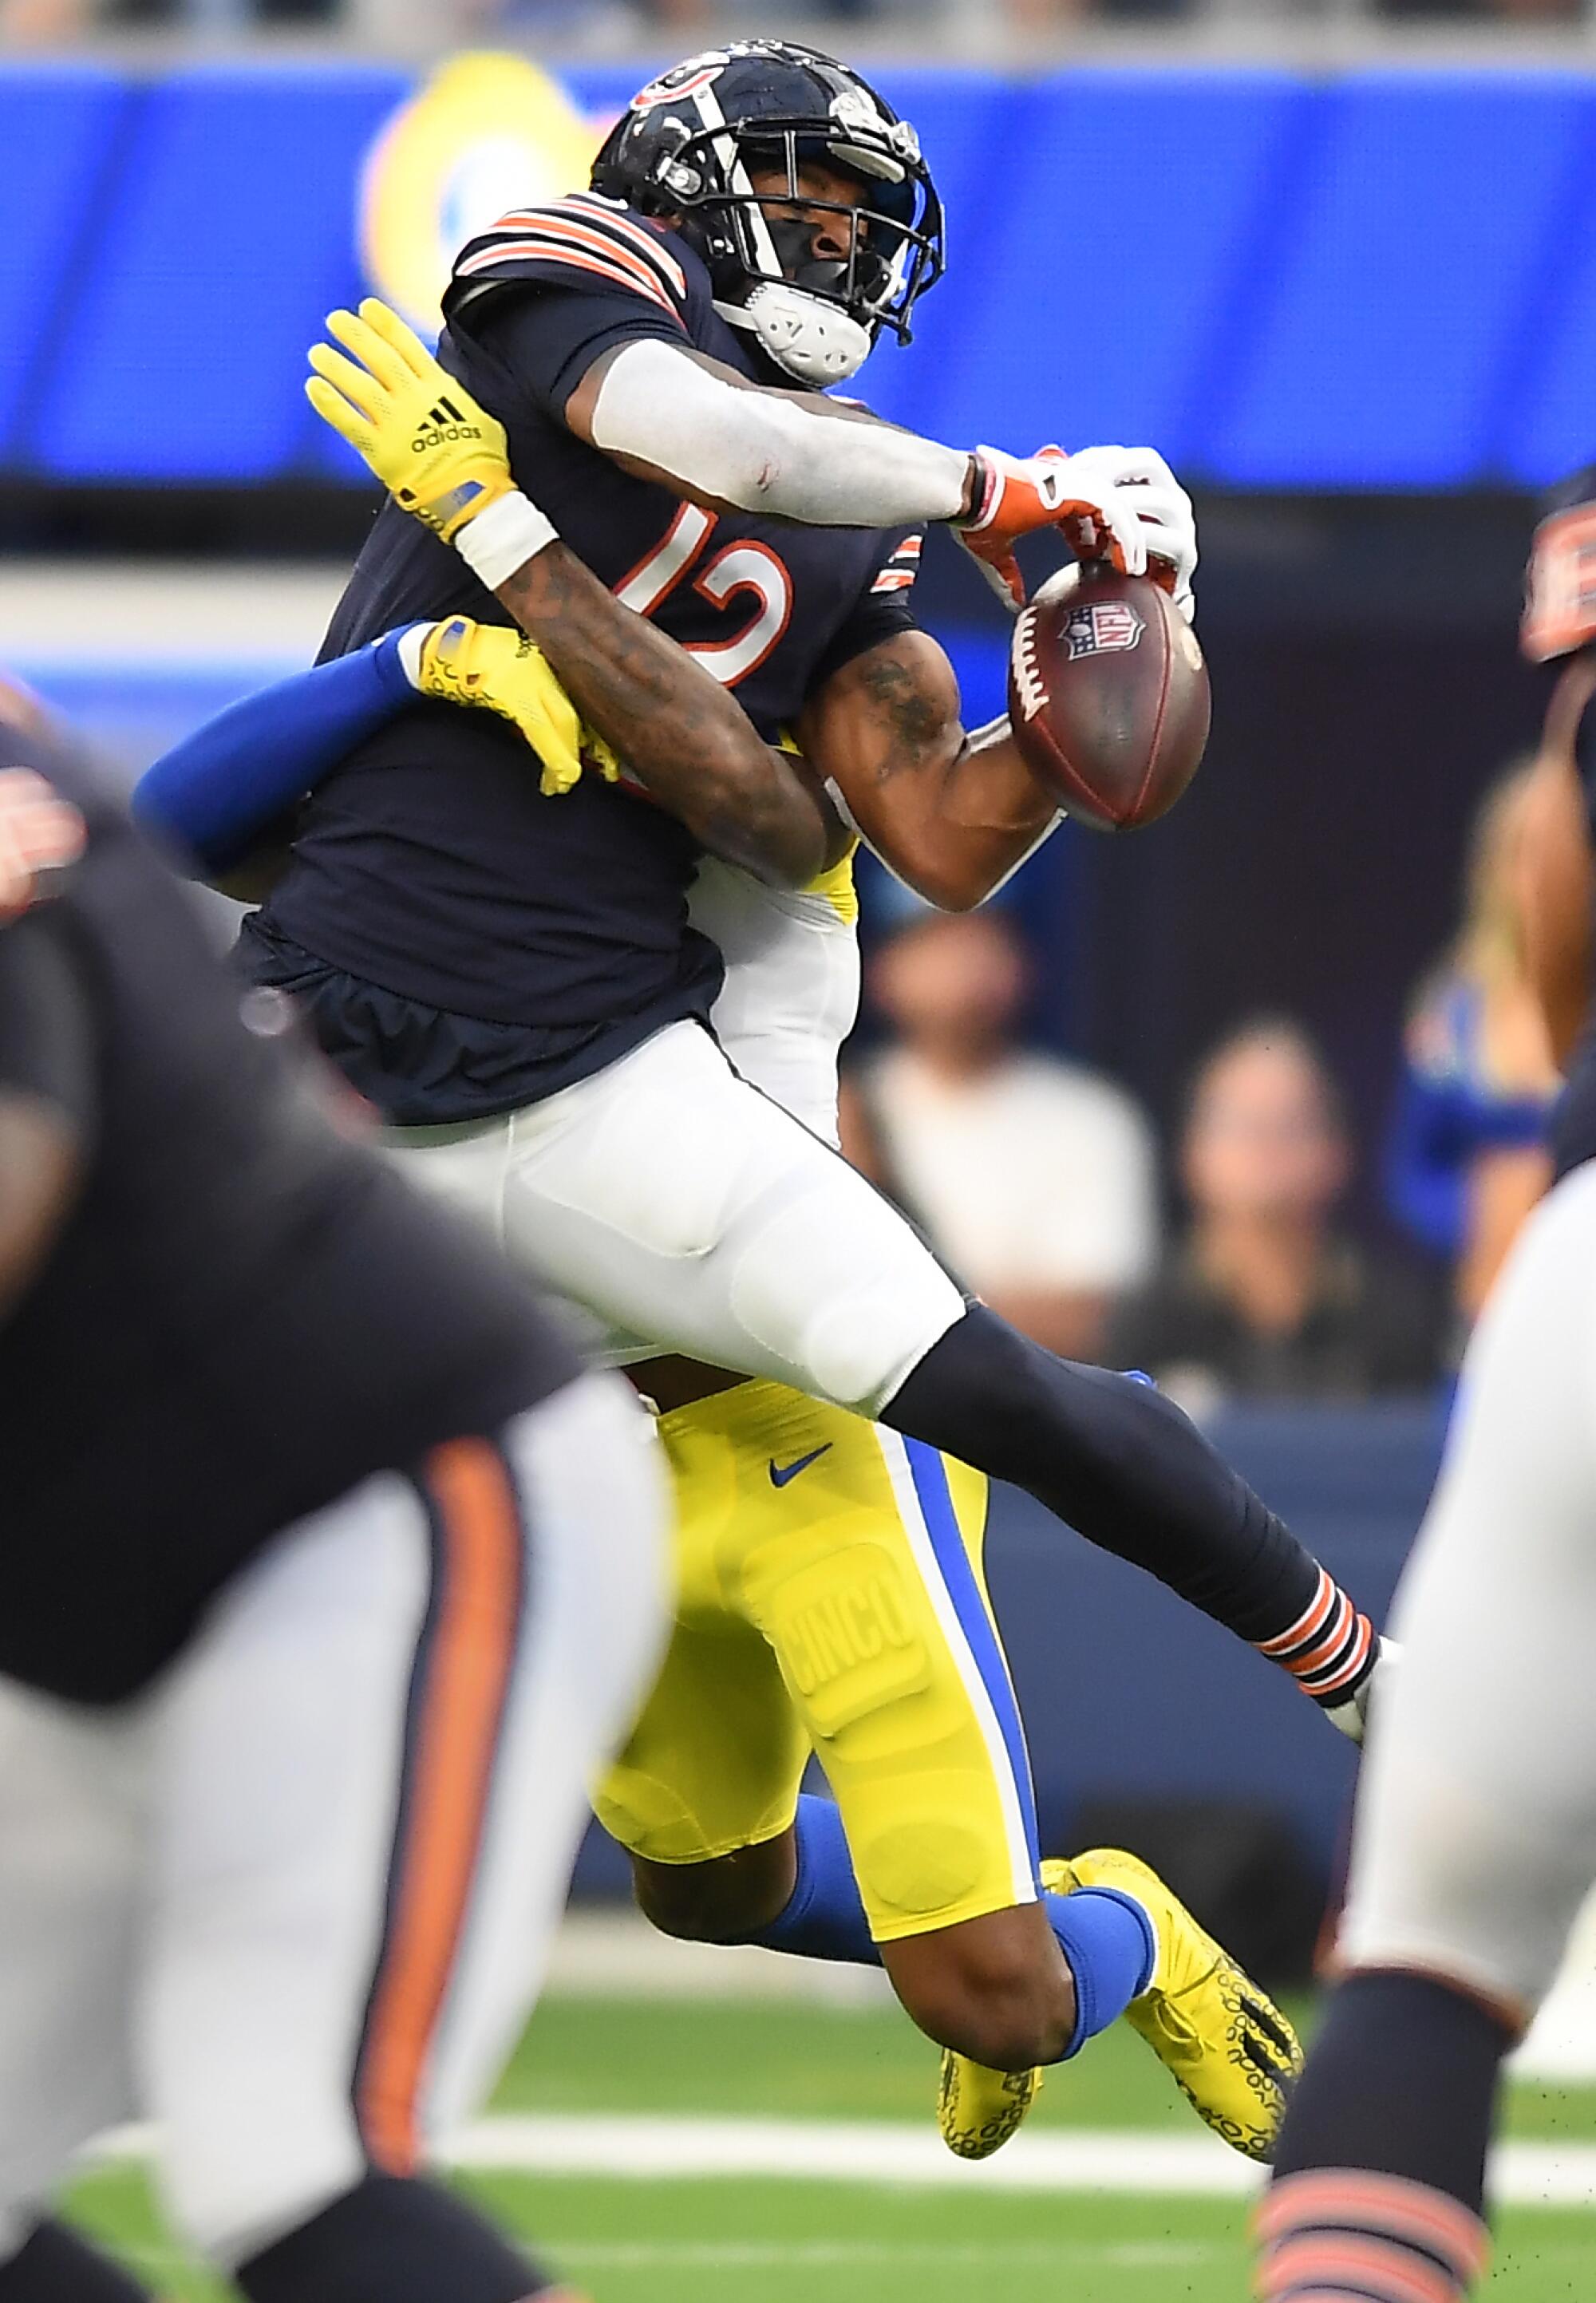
[718,282,873,385]
[685,76,877,388]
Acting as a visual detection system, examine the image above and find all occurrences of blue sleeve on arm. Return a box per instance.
[132,633,416,872]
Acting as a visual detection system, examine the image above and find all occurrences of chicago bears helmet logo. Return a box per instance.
[631,53,733,110]
[1063,601,1145,661]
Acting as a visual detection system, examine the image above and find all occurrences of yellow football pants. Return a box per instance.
[595,1380,1041,1944]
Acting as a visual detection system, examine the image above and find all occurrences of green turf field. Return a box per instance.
[61,1989,1596,2301]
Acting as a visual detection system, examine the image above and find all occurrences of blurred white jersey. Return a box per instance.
[689,845,861,1148]
[1339,1158,1596,2028]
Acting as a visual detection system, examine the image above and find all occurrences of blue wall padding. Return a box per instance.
[866,70,1314,470]
[28,68,405,480]
[985,1398,1441,1870]
[13,61,1596,490]
[1501,117,1596,488]
[1207,75,1596,487]
[0,69,128,463]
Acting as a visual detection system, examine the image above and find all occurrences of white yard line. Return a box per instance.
[89,2114,1596,2206]
[543,2241,1217,2269]
[447,2115,1261,2195]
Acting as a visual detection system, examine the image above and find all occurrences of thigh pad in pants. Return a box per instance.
[393,1025,966,1412]
[596,1383,1040,1943]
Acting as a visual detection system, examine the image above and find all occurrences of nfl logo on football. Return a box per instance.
[1063,600,1144,661]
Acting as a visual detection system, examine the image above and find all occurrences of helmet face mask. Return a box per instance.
[591,41,945,385]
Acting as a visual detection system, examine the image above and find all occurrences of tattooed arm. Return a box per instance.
[493,543,843,890]
[794,631,1060,911]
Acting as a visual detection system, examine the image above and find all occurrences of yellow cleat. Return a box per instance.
[934,1858,1080,2160]
[1065,1846,1302,2162]
[935,2047,1042,2162]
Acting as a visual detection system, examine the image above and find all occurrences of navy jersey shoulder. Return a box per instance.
[440,196,922,740]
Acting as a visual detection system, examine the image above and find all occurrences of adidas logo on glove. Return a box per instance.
[411,396,483,454]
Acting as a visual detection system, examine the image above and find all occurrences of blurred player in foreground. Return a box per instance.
[0,712,665,2303]
[1254,473,1596,2303]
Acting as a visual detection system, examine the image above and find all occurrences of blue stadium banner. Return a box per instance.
[4,57,1596,489]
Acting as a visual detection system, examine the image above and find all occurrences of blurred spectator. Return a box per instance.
[840,910,1158,1361]
[1108,1017,1443,1415]
[0,0,90,38]
[1385,760,1558,1325]
[1380,0,1579,22]
[0,674,55,749]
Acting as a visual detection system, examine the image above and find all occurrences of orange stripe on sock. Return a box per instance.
[1306,1615,1375,1696]
[1263,2234,1456,2303]
[356,1436,523,2175]
[1264,2291,1435,2303]
[1285,1600,1357,1679]
[1258,2171,1491,2281]
[1258,1569,1335,1656]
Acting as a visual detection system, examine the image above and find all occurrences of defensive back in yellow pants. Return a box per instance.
[595,1378,1041,1945]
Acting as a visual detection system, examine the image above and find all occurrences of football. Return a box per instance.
[1007,563,1211,832]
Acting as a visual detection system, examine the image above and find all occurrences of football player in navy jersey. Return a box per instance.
[250,41,1195,1124]
[0,713,666,2303]
[1253,480,1596,2303]
[219,40,1397,2160]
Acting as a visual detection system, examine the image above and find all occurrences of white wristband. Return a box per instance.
[394,622,430,689]
[453,491,558,591]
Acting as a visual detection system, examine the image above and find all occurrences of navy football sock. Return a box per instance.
[0,2222,151,2301]
[1271,1970,1509,2206]
[235,2172,559,2303]
[1259,1973,1506,2301]
[884,1307,1373,1695]
[1043,1886,1156,2060]
[748,1794,879,1965]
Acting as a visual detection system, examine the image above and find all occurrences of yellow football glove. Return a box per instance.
[306,299,522,546]
[417,618,617,799]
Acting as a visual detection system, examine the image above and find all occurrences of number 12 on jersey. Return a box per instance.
[614,504,792,689]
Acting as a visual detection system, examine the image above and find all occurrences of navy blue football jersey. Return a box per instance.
[0,746,577,1703]
[440,193,923,737]
[242,193,921,1124]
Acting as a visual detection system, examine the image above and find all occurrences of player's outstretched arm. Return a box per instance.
[795,629,1057,911]
[134,622,611,898]
[308,302,840,888]
[566,341,1197,615]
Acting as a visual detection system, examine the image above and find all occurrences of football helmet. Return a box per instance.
[591,41,944,388]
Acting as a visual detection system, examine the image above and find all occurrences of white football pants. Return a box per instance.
[0,1373,666,2270]
[382,1020,967,1413]
[1339,1158,1596,2024]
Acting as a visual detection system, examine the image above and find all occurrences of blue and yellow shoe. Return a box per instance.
[1065,1847,1302,2161]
